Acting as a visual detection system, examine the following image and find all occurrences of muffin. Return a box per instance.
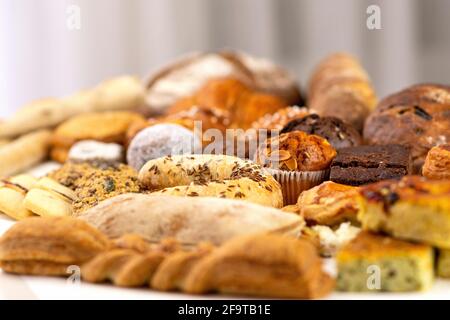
[254,131,336,205]
[281,114,362,149]
[364,84,450,173]
[337,231,434,292]
[422,144,450,180]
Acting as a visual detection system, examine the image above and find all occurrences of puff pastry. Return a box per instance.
[0,217,111,276]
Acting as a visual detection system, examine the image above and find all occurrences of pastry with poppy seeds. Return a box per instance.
[357,176,450,249]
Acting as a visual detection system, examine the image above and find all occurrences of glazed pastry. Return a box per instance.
[79,194,304,245]
[23,177,76,217]
[358,176,450,249]
[68,140,124,164]
[139,154,283,208]
[127,124,200,171]
[308,53,377,131]
[297,181,361,226]
[437,249,450,278]
[330,145,412,186]
[337,231,434,292]
[0,130,51,177]
[168,78,287,129]
[49,162,140,214]
[364,84,450,172]
[183,233,334,299]
[144,51,300,115]
[51,111,145,163]
[254,131,336,204]
[0,175,37,220]
[280,114,362,150]
[0,76,145,139]
[0,216,111,276]
[422,144,450,180]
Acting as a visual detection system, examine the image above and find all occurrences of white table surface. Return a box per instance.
[0,216,449,300]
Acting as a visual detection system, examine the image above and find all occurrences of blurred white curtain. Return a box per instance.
[1,0,449,117]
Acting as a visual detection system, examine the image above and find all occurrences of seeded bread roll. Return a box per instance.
[308,53,377,131]
[139,154,283,208]
[364,84,450,173]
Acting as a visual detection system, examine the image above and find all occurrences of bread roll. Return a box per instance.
[0,76,145,139]
[139,154,283,208]
[79,194,304,246]
[0,130,51,177]
[308,53,377,131]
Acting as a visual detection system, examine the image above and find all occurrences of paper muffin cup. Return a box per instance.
[266,168,329,206]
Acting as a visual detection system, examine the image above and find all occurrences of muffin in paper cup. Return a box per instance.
[255,131,336,206]
[265,168,329,205]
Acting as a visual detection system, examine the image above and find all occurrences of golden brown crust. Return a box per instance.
[251,106,309,132]
[423,144,450,180]
[297,181,360,226]
[337,231,432,261]
[364,84,450,173]
[167,78,286,129]
[0,217,111,276]
[254,131,337,171]
[308,53,377,131]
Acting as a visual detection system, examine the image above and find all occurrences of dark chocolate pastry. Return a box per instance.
[363,84,450,173]
[281,114,362,149]
[330,145,412,186]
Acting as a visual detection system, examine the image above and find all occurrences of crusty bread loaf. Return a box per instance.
[0,76,145,139]
[79,194,304,246]
[139,154,283,208]
[364,84,450,172]
[0,130,51,177]
[144,51,301,115]
[308,53,377,131]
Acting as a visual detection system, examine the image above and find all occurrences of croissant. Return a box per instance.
[168,78,287,129]
[308,53,377,131]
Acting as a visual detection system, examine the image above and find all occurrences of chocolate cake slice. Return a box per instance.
[330,145,411,186]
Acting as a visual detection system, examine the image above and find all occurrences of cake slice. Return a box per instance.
[337,231,434,292]
[437,249,450,278]
[358,176,450,249]
[330,145,412,186]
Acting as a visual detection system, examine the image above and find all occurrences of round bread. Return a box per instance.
[126,123,201,171]
[254,131,337,171]
[68,140,124,164]
[138,154,283,208]
[422,144,450,180]
[144,51,301,115]
[280,114,362,149]
[363,84,450,172]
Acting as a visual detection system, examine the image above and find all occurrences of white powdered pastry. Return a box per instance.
[312,222,361,257]
[68,140,124,163]
[127,123,201,171]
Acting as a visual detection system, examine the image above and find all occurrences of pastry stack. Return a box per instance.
[0,50,449,299]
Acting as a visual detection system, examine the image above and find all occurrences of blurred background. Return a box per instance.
[1,0,449,117]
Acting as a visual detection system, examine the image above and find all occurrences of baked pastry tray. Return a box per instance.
[0,216,448,300]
